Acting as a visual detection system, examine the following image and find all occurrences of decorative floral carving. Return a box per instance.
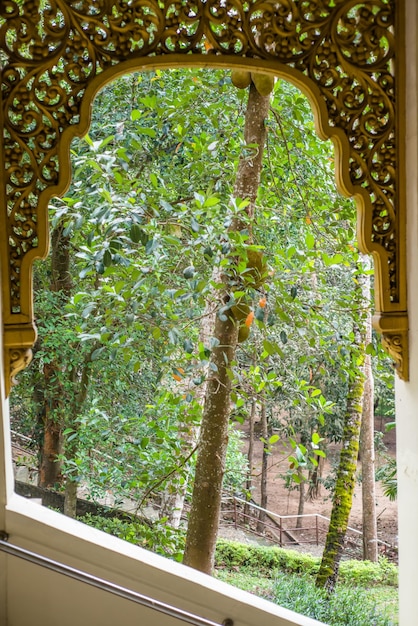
[382,332,408,382]
[0,0,407,379]
[5,348,32,397]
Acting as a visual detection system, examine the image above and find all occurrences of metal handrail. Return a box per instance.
[225,495,392,549]
[0,539,232,626]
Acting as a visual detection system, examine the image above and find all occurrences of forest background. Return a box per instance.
[10,68,396,583]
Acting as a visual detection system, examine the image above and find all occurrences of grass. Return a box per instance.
[80,515,398,624]
[215,561,398,625]
[366,586,398,625]
[215,568,276,598]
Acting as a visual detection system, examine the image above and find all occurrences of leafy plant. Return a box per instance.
[81,513,185,561]
[215,539,397,586]
[271,573,395,625]
[9,67,395,563]
[376,458,397,502]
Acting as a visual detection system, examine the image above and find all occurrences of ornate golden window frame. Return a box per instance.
[0,0,407,394]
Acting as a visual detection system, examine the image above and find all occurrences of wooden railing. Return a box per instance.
[222,495,394,557]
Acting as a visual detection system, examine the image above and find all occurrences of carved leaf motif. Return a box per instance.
[0,0,407,380]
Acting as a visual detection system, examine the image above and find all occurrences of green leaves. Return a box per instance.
[262,339,284,359]
[81,303,96,319]
[12,67,395,543]
[183,266,195,279]
[130,223,144,244]
[280,330,288,345]
[183,338,194,354]
[321,252,346,266]
[305,232,315,250]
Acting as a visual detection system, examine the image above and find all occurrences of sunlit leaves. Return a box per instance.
[10,67,396,527]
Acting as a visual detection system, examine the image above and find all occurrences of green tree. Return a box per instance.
[183,74,274,573]
[9,68,393,572]
[316,264,369,591]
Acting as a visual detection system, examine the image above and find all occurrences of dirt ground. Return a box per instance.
[223,417,398,559]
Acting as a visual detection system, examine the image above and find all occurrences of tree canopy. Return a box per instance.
[10,67,395,571]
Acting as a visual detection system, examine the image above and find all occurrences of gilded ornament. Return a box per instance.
[5,348,33,397]
[0,0,408,384]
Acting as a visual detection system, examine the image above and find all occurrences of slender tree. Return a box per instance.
[38,223,72,487]
[183,75,274,573]
[316,266,369,591]
[63,350,95,517]
[244,397,256,520]
[359,257,378,561]
[256,401,268,533]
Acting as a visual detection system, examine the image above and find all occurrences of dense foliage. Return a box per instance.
[10,68,395,547]
[215,539,398,586]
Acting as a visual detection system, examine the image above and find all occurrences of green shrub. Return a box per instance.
[215,540,319,575]
[215,539,397,586]
[81,513,185,561]
[280,549,320,576]
[81,518,398,590]
[339,558,398,587]
[215,540,253,568]
[272,573,395,625]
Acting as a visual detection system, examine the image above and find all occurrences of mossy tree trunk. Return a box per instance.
[316,269,369,591]
[183,81,272,574]
[359,258,378,561]
[316,357,365,591]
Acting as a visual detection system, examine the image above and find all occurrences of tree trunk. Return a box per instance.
[360,259,378,561]
[316,361,365,591]
[38,224,72,487]
[307,454,324,501]
[256,401,268,533]
[296,466,305,529]
[161,419,199,529]
[162,290,220,527]
[38,384,63,488]
[183,81,272,574]
[63,352,93,517]
[64,477,78,518]
[361,348,377,560]
[244,398,256,520]
[316,269,368,591]
[182,313,238,572]
[164,489,187,529]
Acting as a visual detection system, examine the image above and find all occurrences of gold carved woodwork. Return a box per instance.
[0,0,408,392]
[5,347,32,398]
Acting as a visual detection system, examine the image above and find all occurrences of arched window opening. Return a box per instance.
[9,68,397,620]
